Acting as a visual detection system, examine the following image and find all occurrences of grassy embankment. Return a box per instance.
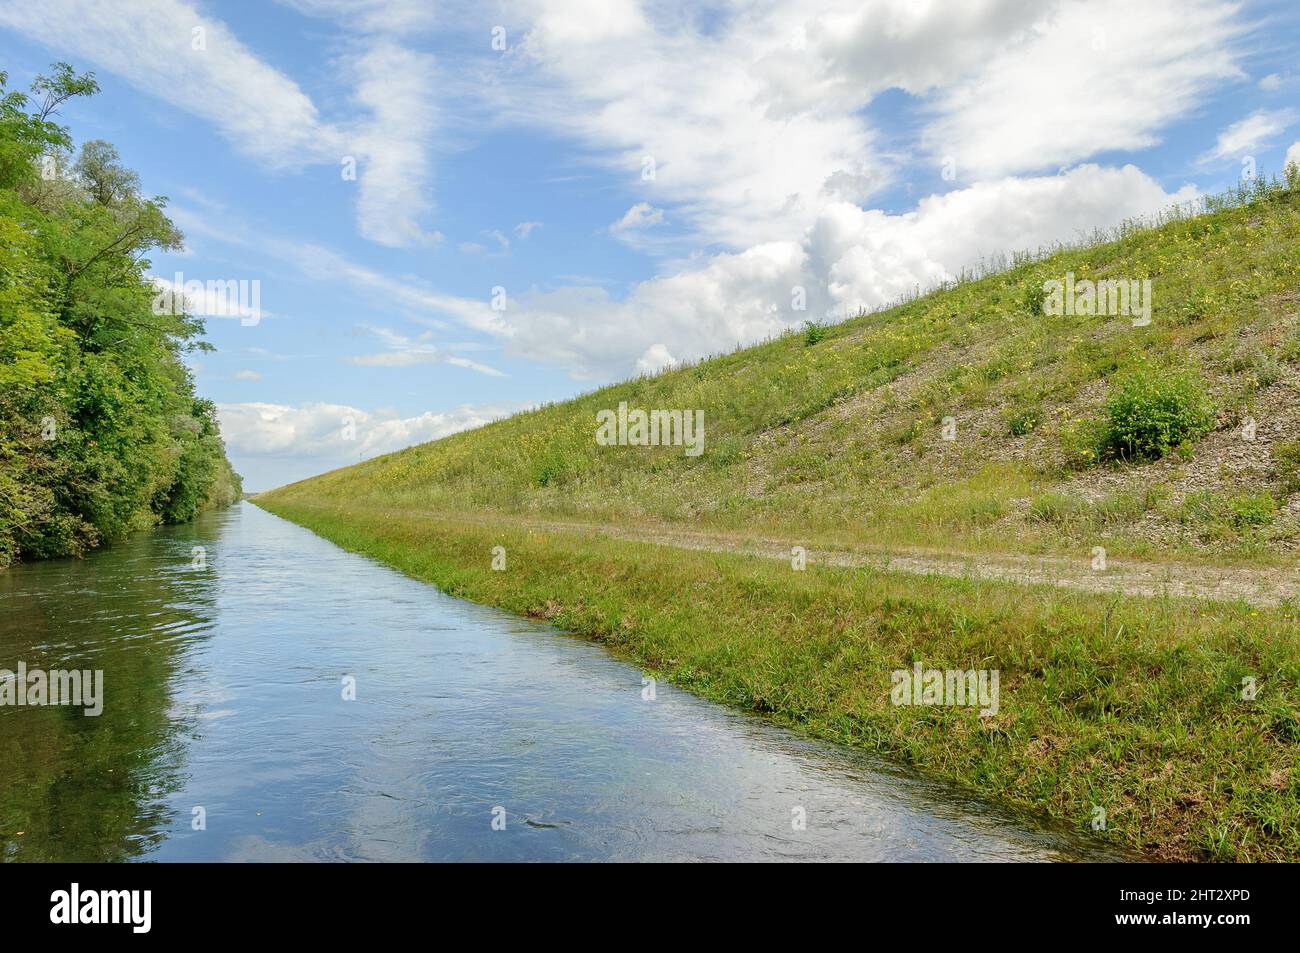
[259,177,1300,860]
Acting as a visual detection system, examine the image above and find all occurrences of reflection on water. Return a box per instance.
[0,502,1118,862]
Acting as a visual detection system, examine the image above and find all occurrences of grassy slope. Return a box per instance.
[259,184,1300,860]
[267,184,1300,564]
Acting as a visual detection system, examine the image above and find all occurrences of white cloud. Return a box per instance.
[497,239,806,377]
[923,0,1246,178]
[430,0,1236,378]
[808,164,1198,311]
[1287,141,1300,172]
[1202,109,1298,164]
[345,325,507,376]
[170,159,1194,384]
[218,399,528,489]
[502,0,886,249]
[19,1,1253,410]
[611,202,666,234]
[219,400,520,461]
[0,0,440,247]
[636,343,678,375]
[493,0,1243,248]
[782,0,1051,107]
[1260,73,1282,91]
[233,369,262,381]
[349,40,442,247]
[0,0,339,167]
[273,0,438,34]
[148,275,269,323]
[485,164,1197,377]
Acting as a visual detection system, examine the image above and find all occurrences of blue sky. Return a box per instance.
[2,0,1298,489]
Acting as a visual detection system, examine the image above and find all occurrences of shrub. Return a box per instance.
[1100,369,1215,462]
[535,455,575,487]
[1023,279,1049,317]
[803,321,829,346]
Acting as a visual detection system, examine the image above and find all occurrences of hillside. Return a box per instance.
[259,175,1300,862]
[266,176,1300,566]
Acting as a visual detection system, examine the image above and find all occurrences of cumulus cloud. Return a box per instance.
[812,165,1198,308]
[502,0,886,248]
[169,160,1202,382]
[779,0,1051,108]
[442,0,1237,377]
[482,164,1198,377]
[27,1,1253,404]
[923,0,1246,178]
[493,0,1243,245]
[218,400,525,490]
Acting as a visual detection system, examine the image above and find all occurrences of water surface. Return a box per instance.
[0,502,1115,861]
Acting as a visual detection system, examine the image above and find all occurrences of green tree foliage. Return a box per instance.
[0,65,241,567]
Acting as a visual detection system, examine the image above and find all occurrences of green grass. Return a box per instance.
[264,177,1300,563]
[255,498,1300,861]
[257,176,1300,861]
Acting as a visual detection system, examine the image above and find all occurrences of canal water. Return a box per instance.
[0,502,1114,861]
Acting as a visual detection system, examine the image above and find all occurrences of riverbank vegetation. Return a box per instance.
[0,65,241,568]
[260,172,1300,860]
[255,499,1300,861]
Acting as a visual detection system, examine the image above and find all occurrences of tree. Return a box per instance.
[0,65,240,568]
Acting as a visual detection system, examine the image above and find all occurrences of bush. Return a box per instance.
[1100,369,1215,462]
[803,321,829,346]
[1023,279,1049,316]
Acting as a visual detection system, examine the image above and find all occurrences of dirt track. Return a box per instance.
[439,511,1300,607]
